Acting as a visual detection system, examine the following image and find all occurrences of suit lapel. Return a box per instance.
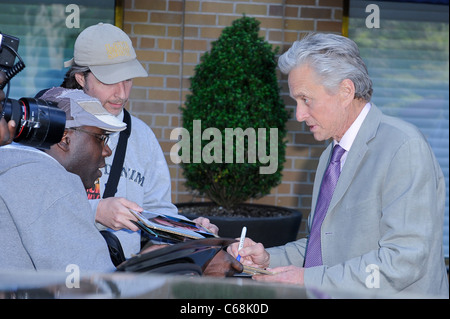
[325,104,382,219]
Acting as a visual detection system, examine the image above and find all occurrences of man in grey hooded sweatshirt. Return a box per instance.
[0,87,126,273]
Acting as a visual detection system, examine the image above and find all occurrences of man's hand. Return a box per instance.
[227,237,270,269]
[203,249,243,277]
[0,71,16,146]
[0,117,16,146]
[252,265,305,286]
[95,197,143,231]
[192,216,219,235]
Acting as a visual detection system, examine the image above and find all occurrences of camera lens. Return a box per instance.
[1,97,66,149]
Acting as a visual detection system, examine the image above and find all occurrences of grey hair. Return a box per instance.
[278,33,373,101]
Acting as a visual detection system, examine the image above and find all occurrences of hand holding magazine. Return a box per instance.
[129,209,218,243]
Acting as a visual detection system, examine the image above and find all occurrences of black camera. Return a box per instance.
[1,32,65,149]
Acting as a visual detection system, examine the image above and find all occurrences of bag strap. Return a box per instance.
[100,230,126,267]
[103,109,132,199]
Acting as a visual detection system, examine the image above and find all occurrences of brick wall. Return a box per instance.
[122,0,343,238]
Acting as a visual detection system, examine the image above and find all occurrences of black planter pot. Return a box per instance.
[176,202,302,248]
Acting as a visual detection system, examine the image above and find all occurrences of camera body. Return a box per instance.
[1,32,66,148]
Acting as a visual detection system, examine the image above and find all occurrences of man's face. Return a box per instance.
[82,73,133,116]
[65,125,112,189]
[288,64,348,142]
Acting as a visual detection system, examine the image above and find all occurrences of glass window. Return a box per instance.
[348,0,449,257]
[0,0,116,99]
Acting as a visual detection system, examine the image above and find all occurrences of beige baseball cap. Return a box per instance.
[41,87,126,133]
[64,23,148,84]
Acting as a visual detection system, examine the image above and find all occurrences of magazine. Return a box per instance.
[129,209,218,242]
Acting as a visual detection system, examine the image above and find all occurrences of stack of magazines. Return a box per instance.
[129,209,218,243]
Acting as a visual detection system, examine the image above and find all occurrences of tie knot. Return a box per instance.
[330,144,345,163]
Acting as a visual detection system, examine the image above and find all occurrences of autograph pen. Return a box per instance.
[236,226,247,262]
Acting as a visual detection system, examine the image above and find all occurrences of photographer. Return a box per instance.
[0,87,124,272]
[0,71,16,146]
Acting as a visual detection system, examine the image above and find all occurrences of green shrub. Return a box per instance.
[180,15,289,210]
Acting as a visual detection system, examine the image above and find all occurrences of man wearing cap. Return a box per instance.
[0,87,124,272]
[59,23,217,258]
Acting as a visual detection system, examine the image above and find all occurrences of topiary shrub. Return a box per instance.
[179,15,289,210]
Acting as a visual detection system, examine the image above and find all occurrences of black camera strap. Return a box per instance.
[103,109,131,199]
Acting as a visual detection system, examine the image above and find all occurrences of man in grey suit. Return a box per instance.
[228,33,448,298]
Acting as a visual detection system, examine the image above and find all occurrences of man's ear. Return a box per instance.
[74,73,86,88]
[56,130,71,152]
[339,78,356,107]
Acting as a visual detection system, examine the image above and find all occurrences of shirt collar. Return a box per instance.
[334,102,371,152]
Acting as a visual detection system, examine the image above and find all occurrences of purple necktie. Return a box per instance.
[304,144,345,268]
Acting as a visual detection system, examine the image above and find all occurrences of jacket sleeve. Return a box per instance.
[267,238,308,268]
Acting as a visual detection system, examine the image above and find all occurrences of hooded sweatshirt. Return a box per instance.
[0,144,115,273]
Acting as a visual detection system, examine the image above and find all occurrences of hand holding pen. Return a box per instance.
[227,228,270,270]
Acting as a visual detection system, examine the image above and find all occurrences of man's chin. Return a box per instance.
[104,103,124,116]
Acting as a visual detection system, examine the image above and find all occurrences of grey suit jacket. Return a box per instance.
[267,104,448,298]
